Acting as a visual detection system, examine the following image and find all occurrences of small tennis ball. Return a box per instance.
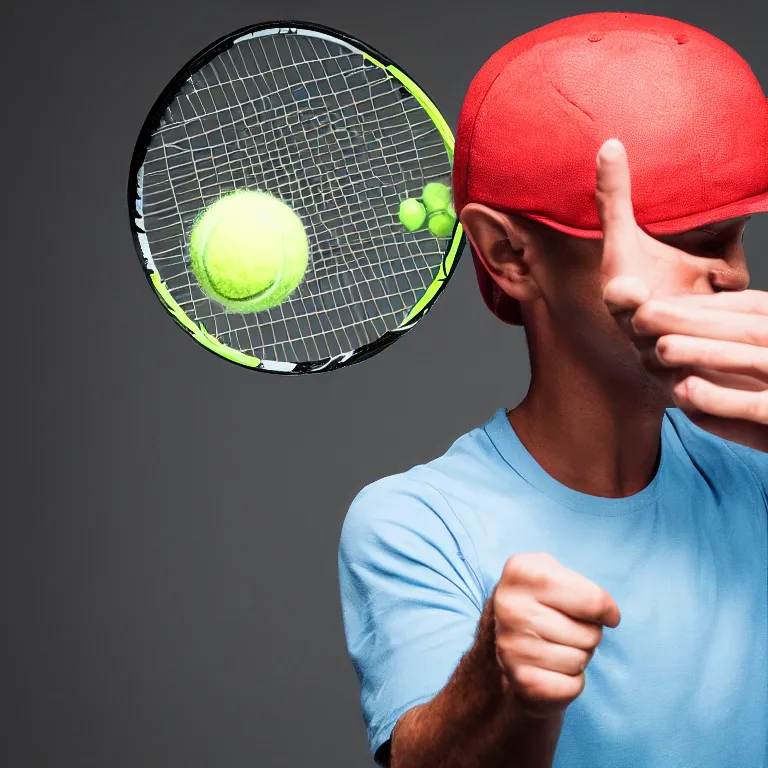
[428,209,456,238]
[421,182,452,214]
[189,190,309,313]
[398,198,427,232]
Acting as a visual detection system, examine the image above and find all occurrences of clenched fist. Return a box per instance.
[492,553,621,718]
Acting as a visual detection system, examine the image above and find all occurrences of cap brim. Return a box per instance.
[526,189,768,239]
[473,190,768,325]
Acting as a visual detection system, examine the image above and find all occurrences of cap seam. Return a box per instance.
[536,45,595,123]
[668,36,708,207]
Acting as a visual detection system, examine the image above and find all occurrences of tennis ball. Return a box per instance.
[189,190,309,313]
[428,209,456,237]
[398,198,427,232]
[421,182,452,214]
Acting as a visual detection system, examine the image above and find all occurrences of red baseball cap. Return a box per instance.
[453,12,768,325]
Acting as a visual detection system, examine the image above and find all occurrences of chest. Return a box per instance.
[475,498,768,766]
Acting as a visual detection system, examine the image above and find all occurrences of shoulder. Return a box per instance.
[340,418,496,557]
[665,408,767,502]
[340,472,447,541]
[721,440,768,502]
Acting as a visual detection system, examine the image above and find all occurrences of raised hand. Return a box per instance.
[595,138,768,450]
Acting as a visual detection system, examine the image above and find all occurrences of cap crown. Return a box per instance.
[453,12,768,323]
[454,12,768,232]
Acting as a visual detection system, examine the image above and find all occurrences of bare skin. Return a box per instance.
[387,139,767,767]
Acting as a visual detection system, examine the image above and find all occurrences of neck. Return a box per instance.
[509,331,670,498]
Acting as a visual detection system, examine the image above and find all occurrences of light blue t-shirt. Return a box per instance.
[338,408,768,767]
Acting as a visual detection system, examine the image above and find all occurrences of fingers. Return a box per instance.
[633,302,768,347]
[501,553,621,628]
[674,376,768,425]
[603,275,651,315]
[595,139,639,263]
[505,665,586,717]
[656,335,768,380]
[495,591,604,651]
[657,289,768,315]
[540,576,621,630]
[497,632,592,677]
[684,366,766,392]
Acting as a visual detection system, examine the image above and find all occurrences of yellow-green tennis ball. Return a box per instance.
[421,182,452,214]
[189,190,309,313]
[398,198,427,232]
[428,209,456,238]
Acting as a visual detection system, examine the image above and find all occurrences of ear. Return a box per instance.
[459,203,543,303]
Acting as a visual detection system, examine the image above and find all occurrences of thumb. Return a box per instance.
[599,590,622,630]
[596,139,639,261]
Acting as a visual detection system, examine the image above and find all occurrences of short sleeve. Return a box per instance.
[338,474,486,765]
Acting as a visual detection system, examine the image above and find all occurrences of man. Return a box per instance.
[338,12,768,768]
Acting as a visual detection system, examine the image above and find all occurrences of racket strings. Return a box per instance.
[140,31,452,363]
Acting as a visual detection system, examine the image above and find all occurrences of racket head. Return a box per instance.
[128,20,465,374]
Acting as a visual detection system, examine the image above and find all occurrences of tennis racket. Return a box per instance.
[128,21,464,374]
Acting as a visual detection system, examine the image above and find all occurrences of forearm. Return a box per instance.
[389,597,563,768]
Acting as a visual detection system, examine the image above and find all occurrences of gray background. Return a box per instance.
[4,0,767,766]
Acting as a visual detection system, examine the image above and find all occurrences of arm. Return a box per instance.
[339,482,617,768]
[390,597,563,768]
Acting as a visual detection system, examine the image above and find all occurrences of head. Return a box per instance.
[452,11,768,383]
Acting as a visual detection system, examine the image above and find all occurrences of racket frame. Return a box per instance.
[128,20,465,374]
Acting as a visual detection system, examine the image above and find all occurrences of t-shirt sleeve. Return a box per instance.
[338,474,486,765]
